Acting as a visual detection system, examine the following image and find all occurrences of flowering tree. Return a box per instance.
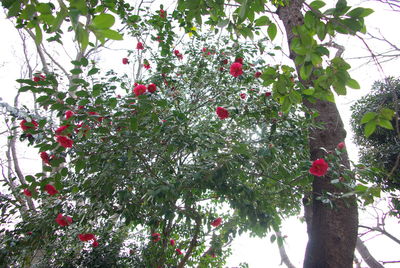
[0,0,380,267]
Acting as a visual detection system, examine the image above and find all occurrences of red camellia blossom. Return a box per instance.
[265,92,272,97]
[170,239,175,246]
[23,189,32,197]
[55,213,72,227]
[174,50,183,60]
[240,93,247,100]
[159,9,166,18]
[134,84,147,96]
[55,125,69,135]
[254,71,262,78]
[45,184,59,196]
[216,107,229,120]
[40,151,51,164]
[211,217,223,227]
[136,42,144,50]
[122,58,129,64]
[229,62,243,77]
[147,83,157,93]
[78,233,96,242]
[20,119,38,131]
[65,110,74,120]
[92,240,99,247]
[337,142,345,150]
[235,57,243,64]
[222,59,228,65]
[309,158,329,177]
[56,135,74,148]
[33,74,45,82]
[144,63,151,69]
[175,248,183,255]
[151,233,161,242]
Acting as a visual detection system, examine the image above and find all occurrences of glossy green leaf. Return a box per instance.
[361,112,377,124]
[93,13,115,29]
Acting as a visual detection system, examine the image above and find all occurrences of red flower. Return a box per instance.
[235,57,243,64]
[55,213,72,227]
[136,42,144,50]
[170,239,175,246]
[65,110,74,120]
[151,233,161,242]
[240,93,247,100]
[78,105,85,110]
[144,63,151,69]
[56,135,73,148]
[78,233,96,242]
[26,231,33,235]
[211,217,222,227]
[33,74,45,82]
[55,125,69,135]
[134,84,147,96]
[309,158,329,177]
[122,58,129,64]
[175,248,183,255]
[147,83,157,93]
[230,62,243,77]
[45,184,59,196]
[40,152,51,164]
[222,59,228,65]
[92,240,99,247]
[20,119,38,131]
[202,47,207,52]
[216,107,229,120]
[159,9,166,18]
[337,142,345,150]
[265,92,271,97]
[255,71,262,78]
[23,189,32,197]
[174,50,183,60]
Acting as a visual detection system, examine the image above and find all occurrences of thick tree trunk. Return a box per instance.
[277,1,358,267]
[356,237,384,268]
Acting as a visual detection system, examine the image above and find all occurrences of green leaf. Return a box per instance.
[377,119,394,130]
[268,23,277,41]
[310,0,326,9]
[254,16,271,26]
[364,121,376,137]
[303,88,315,95]
[347,7,374,18]
[130,117,138,131]
[270,234,276,243]
[311,53,322,66]
[101,29,123,40]
[34,24,42,45]
[70,68,83,75]
[300,63,313,80]
[360,112,377,124]
[346,78,360,89]
[75,158,85,173]
[88,68,99,76]
[92,13,115,29]
[380,108,395,120]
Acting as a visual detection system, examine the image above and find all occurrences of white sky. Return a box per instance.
[1,0,400,267]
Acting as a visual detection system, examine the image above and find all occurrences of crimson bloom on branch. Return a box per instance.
[265,92,272,97]
[65,110,74,120]
[44,184,59,196]
[33,74,45,82]
[337,142,345,150]
[255,71,262,78]
[235,57,243,64]
[309,158,329,177]
[23,189,32,197]
[40,151,50,164]
[136,42,144,50]
[216,107,229,120]
[55,125,69,135]
[175,248,183,255]
[78,233,96,242]
[134,84,147,96]
[147,83,157,93]
[159,9,166,18]
[151,233,161,242]
[20,119,38,131]
[230,62,243,77]
[211,217,222,227]
[144,63,151,69]
[240,93,247,100]
[122,58,129,64]
[56,135,73,148]
[174,50,183,60]
[92,240,99,247]
[55,213,72,227]
[170,239,175,246]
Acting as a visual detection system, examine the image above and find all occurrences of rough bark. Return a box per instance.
[356,237,384,268]
[277,1,358,267]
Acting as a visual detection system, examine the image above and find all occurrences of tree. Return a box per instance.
[0,0,378,267]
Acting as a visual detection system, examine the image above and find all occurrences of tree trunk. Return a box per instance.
[277,1,358,267]
[356,237,384,268]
